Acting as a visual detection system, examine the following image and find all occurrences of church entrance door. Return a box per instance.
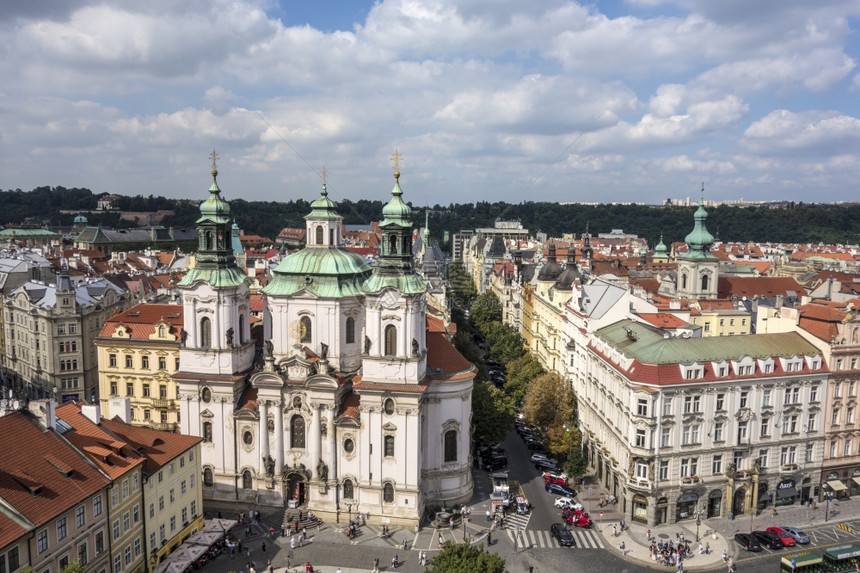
[286,474,306,506]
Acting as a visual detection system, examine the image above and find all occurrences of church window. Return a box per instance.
[200,317,212,348]
[444,430,457,462]
[238,315,245,344]
[202,422,212,443]
[242,471,252,490]
[345,317,355,344]
[201,388,211,403]
[701,273,709,291]
[383,482,394,503]
[383,398,395,415]
[343,438,354,454]
[203,468,213,487]
[158,325,165,337]
[300,316,312,344]
[388,235,398,255]
[681,273,688,290]
[315,225,323,245]
[384,435,395,457]
[343,479,354,499]
[243,431,253,446]
[384,325,397,356]
[290,415,306,449]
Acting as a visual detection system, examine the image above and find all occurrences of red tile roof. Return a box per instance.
[426,332,474,381]
[339,392,361,418]
[717,276,805,299]
[0,509,27,549]
[99,417,201,475]
[636,313,689,328]
[56,402,146,479]
[97,303,184,340]
[0,412,109,526]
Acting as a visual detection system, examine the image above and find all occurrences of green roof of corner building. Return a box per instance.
[264,248,372,298]
[594,319,820,365]
[179,266,248,288]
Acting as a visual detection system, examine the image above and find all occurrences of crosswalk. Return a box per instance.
[506,527,605,549]
[501,512,530,531]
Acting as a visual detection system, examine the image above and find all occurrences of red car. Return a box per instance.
[766,527,796,547]
[562,509,593,528]
[544,475,567,486]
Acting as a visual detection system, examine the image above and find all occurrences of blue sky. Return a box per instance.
[0,0,858,207]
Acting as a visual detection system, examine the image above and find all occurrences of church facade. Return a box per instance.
[176,159,474,526]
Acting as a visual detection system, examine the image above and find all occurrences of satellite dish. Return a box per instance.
[12,400,20,410]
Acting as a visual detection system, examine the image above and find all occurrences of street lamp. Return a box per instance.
[694,507,703,542]
[825,491,834,522]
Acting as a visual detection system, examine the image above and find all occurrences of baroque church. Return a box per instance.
[175,157,475,526]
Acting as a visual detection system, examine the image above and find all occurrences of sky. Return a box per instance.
[1,0,859,207]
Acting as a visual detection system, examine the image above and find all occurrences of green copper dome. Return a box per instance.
[197,169,231,224]
[682,202,717,260]
[655,234,668,253]
[380,176,412,228]
[264,248,372,298]
[307,184,341,220]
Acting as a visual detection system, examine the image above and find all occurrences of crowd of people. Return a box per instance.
[649,538,696,568]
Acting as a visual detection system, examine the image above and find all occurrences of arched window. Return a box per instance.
[203,468,213,487]
[202,422,212,443]
[346,317,355,344]
[238,314,245,344]
[200,317,211,348]
[681,273,688,290]
[444,430,457,462]
[343,479,354,500]
[300,316,312,344]
[329,228,335,245]
[383,482,394,503]
[315,225,324,245]
[701,273,709,291]
[158,325,165,337]
[384,435,395,457]
[388,235,398,254]
[242,470,252,490]
[384,324,397,356]
[290,415,306,449]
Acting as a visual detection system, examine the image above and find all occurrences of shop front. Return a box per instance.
[632,494,648,523]
[676,492,698,521]
[707,489,722,518]
[776,479,799,506]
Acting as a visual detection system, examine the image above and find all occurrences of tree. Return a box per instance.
[429,540,508,573]
[471,379,515,445]
[483,322,525,365]
[471,291,502,332]
[565,446,588,480]
[522,372,574,434]
[503,354,543,405]
[60,561,86,573]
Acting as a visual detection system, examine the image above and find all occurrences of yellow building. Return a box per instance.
[100,417,203,573]
[688,300,752,337]
[95,304,184,431]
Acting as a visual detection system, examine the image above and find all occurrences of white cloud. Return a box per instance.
[742,109,860,155]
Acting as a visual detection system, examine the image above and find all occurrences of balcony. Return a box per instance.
[151,399,173,409]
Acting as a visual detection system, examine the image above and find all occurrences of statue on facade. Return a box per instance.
[726,462,737,478]
[412,338,419,356]
[180,328,188,346]
[320,342,329,360]
[752,457,762,475]
[264,455,275,476]
[265,339,274,357]
[364,336,372,354]
[317,459,328,481]
[226,327,234,346]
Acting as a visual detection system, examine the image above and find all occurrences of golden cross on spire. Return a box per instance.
[320,166,328,185]
[209,149,220,178]
[391,148,402,180]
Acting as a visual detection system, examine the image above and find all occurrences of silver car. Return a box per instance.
[778,526,810,544]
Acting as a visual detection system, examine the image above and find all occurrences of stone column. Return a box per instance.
[751,475,760,514]
[326,405,337,484]
[274,400,284,477]
[311,403,322,480]
[261,400,270,473]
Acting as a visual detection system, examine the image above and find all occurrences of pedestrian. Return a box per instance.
[727,556,735,573]
[373,557,380,573]
[722,550,728,562]
[486,509,491,521]
[295,519,300,533]
[299,509,302,522]
[269,526,274,538]
[647,528,652,541]
[439,532,444,546]
[280,524,285,537]
[698,543,704,554]
[705,542,710,554]
[336,568,343,573]
[514,538,518,554]
[678,562,684,572]
[290,535,296,551]
[403,539,408,551]
[245,549,250,560]
[620,518,625,531]
[620,541,626,554]
[613,524,617,537]
[261,541,266,554]
[267,560,273,573]
[238,540,243,554]
[771,505,777,517]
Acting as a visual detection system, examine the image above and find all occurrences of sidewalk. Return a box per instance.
[587,484,860,570]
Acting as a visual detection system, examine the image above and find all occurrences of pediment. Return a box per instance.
[200,409,214,419]
[306,374,338,389]
[250,371,284,388]
[382,422,397,432]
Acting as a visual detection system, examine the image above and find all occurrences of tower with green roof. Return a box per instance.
[262,175,372,373]
[653,233,670,263]
[176,153,255,379]
[361,154,428,385]
[676,189,719,299]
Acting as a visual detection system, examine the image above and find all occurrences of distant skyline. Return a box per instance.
[0,0,858,206]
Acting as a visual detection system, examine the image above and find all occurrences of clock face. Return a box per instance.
[289,320,307,341]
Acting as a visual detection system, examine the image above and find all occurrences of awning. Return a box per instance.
[777,487,798,498]
[827,479,848,492]
[852,477,860,487]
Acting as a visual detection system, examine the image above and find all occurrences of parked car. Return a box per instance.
[778,526,810,545]
[483,457,508,471]
[752,530,784,549]
[554,497,581,510]
[733,533,762,552]
[551,523,574,547]
[545,483,576,497]
[534,460,563,473]
[544,475,567,486]
[562,508,593,528]
[766,527,796,547]
[530,453,555,464]
[526,441,546,451]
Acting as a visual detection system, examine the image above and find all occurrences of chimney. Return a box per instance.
[108,397,132,424]
[81,403,101,425]
[28,399,57,431]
